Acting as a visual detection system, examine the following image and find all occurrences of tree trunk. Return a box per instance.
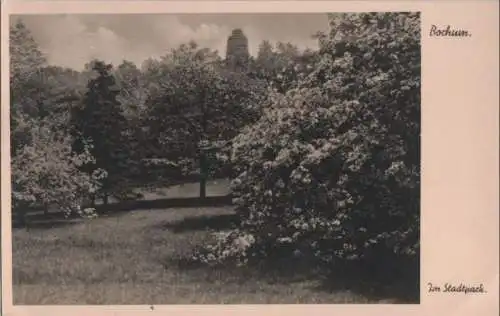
[103,192,109,206]
[199,151,207,199]
[43,204,49,216]
[17,208,27,228]
[199,93,208,199]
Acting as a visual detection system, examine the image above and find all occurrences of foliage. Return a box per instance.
[144,42,266,190]
[10,20,105,219]
[11,117,106,217]
[10,65,85,156]
[112,60,151,189]
[10,19,46,155]
[250,41,319,94]
[9,20,46,81]
[191,230,256,266]
[71,60,130,201]
[114,60,147,119]
[216,12,421,266]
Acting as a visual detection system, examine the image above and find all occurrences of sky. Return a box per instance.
[12,14,330,70]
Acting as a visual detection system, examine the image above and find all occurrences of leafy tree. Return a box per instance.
[199,13,421,279]
[10,21,84,153]
[114,60,147,119]
[250,40,318,94]
[71,60,129,205]
[145,42,265,197]
[9,19,46,80]
[9,21,104,222]
[10,19,47,154]
[112,60,151,189]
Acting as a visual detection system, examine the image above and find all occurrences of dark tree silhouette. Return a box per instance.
[71,60,128,206]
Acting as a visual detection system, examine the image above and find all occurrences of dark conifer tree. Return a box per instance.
[71,60,128,206]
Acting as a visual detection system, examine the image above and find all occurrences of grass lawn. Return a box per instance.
[13,206,399,305]
[12,180,417,305]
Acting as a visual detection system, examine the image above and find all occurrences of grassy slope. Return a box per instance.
[13,180,415,304]
[13,207,376,305]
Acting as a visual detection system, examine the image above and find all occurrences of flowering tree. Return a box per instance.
[12,118,106,223]
[199,13,420,268]
[12,124,98,205]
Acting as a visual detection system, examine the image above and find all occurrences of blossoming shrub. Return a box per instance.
[198,13,420,269]
[11,117,107,220]
[191,230,257,266]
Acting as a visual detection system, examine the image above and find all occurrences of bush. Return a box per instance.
[11,117,106,219]
[199,12,421,268]
[191,230,257,266]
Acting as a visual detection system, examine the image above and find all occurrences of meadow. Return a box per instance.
[12,181,416,305]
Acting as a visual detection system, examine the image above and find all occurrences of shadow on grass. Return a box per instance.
[166,254,323,287]
[12,195,233,230]
[170,249,420,304]
[12,219,84,230]
[314,256,420,303]
[153,213,240,233]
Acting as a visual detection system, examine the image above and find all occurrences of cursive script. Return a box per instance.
[429,25,471,37]
[427,282,487,294]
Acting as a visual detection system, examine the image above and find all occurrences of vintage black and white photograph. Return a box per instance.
[9,12,421,305]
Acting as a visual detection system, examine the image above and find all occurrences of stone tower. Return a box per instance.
[225,28,250,71]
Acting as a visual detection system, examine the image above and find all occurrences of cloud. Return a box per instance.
[18,15,231,69]
[146,16,231,57]
[16,14,325,70]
